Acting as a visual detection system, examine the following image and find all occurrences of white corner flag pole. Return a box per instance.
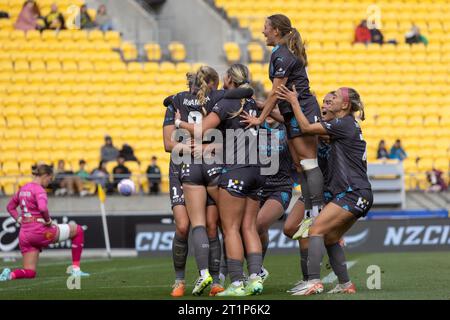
[98,184,112,259]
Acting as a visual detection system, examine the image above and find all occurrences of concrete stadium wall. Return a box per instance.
[153,0,244,66]
[86,0,159,48]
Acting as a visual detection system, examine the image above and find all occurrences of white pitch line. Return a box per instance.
[321,260,357,284]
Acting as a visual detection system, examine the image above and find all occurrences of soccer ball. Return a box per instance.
[118,179,135,196]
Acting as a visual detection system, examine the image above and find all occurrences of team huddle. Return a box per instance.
[0,14,373,297]
[163,14,373,297]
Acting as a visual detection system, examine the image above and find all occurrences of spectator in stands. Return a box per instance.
[77,4,96,30]
[120,143,139,163]
[370,26,384,45]
[101,135,119,162]
[426,168,448,193]
[405,24,428,45]
[146,156,162,195]
[376,140,389,159]
[0,11,9,19]
[95,4,113,32]
[14,0,42,31]
[91,160,113,193]
[389,139,407,161]
[112,156,131,191]
[75,159,90,181]
[354,20,371,44]
[45,3,65,30]
[53,160,88,196]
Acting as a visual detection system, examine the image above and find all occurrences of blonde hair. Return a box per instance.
[268,14,307,66]
[195,66,219,115]
[226,64,253,119]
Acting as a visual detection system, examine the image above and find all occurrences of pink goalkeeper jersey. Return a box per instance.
[6,182,50,222]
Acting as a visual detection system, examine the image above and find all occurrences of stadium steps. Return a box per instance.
[407,191,448,210]
[86,0,159,55]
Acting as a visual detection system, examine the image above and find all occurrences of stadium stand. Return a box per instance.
[213,0,449,191]
[0,0,200,195]
[0,0,448,197]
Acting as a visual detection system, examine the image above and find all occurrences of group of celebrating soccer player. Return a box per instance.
[163,14,373,297]
[0,13,373,298]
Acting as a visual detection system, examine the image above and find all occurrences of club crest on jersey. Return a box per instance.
[207,167,222,177]
[227,179,244,191]
[356,197,370,211]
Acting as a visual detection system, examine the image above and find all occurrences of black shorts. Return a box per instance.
[218,166,266,200]
[331,189,373,218]
[258,188,292,211]
[180,163,222,186]
[279,96,321,139]
[169,173,185,209]
[297,190,333,205]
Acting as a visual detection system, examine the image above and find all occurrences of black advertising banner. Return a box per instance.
[0,214,169,253]
[135,218,450,256]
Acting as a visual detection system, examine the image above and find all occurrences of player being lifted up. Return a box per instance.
[241,14,325,232]
[0,164,89,282]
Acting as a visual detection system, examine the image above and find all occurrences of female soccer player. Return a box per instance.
[241,14,325,222]
[176,64,265,296]
[277,85,373,295]
[163,71,223,297]
[256,114,293,283]
[0,164,89,281]
[170,66,227,296]
[283,91,335,293]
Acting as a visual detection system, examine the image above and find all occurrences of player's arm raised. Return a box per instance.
[276,84,327,135]
[241,77,287,127]
[175,110,221,136]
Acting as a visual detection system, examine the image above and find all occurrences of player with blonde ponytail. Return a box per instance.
[241,14,326,239]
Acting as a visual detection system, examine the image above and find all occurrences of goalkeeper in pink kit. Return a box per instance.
[0,164,89,281]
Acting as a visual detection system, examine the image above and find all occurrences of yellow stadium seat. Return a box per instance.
[168,41,187,62]
[88,30,104,42]
[248,42,265,62]
[2,161,20,175]
[145,42,162,61]
[121,42,138,60]
[224,42,240,63]
[105,31,121,47]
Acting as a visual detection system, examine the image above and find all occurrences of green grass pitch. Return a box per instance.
[1,252,449,300]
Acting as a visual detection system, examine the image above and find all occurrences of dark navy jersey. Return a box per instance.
[212,97,260,169]
[259,122,293,189]
[172,90,225,124]
[162,102,182,177]
[317,139,331,189]
[269,44,313,104]
[321,115,372,194]
[163,103,176,127]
